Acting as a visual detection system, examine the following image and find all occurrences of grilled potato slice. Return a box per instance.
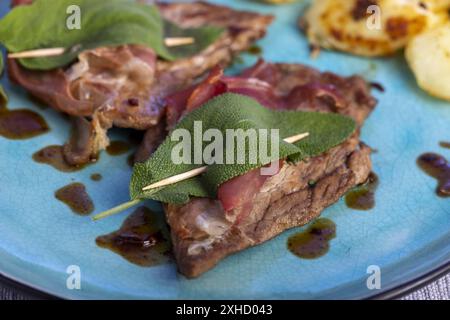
[405,22,450,101]
[426,0,450,11]
[303,0,448,57]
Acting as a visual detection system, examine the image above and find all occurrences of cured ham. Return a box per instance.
[8,1,273,165]
[163,61,377,278]
[161,60,354,216]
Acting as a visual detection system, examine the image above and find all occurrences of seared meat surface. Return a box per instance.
[8,1,273,165]
[163,61,377,278]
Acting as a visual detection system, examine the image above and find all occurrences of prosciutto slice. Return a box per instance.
[161,59,350,216]
[165,59,346,126]
[8,1,273,165]
[163,61,377,277]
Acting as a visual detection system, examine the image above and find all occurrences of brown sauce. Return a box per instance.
[247,45,262,56]
[90,173,102,181]
[0,108,49,139]
[345,172,379,210]
[55,183,94,215]
[127,153,135,168]
[33,145,88,172]
[287,218,336,259]
[370,82,385,93]
[106,140,131,156]
[96,207,171,267]
[417,153,450,197]
[439,141,450,149]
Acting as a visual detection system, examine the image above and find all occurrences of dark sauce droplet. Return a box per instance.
[55,183,94,215]
[127,153,135,168]
[247,45,262,56]
[287,218,336,259]
[90,173,102,181]
[0,108,49,139]
[417,153,450,197]
[370,82,385,93]
[439,141,450,149]
[106,140,131,156]
[96,207,172,267]
[33,145,88,172]
[345,172,379,210]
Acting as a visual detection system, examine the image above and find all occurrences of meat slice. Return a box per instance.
[63,116,109,165]
[163,62,377,278]
[8,1,273,165]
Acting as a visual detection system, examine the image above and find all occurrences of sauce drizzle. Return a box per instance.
[0,108,49,139]
[417,153,450,197]
[55,183,94,215]
[345,172,379,210]
[439,141,450,149]
[33,145,87,172]
[90,173,102,181]
[247,45,262,56]
[106,140,131,156]
[96,207,171,267]
[127,153,135,168]
[287,218,336,259]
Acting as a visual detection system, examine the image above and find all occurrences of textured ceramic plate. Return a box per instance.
[0,0,449,300]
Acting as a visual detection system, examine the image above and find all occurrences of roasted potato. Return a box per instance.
[425,0,450,11]
[303,0,448,57]
[405,22,450,101]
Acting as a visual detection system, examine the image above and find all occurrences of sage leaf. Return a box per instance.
[0,0,224,70]
[164,20,224,60]
[130,93,356,204]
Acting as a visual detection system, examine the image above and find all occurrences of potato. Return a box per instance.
[405,22,450,101]
[303,0,448,57]
[425,0,450,11]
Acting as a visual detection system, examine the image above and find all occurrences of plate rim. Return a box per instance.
[1,260,449,300]
[371,261,450,300]
[1,0,449,302]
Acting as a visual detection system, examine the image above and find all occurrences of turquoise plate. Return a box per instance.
[0,0,449,300]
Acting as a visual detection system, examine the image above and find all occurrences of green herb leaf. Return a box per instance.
[164,20,224,60]
[0,0,224,70]
[130,93,356,204]
[0,54,7,107]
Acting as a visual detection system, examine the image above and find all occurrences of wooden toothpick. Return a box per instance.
[8,47,66,59]
[164,37,195,47]
[92,132,310,222]
[142,132,310,192]
[283,132,310,144]
[7,37,196,59]
[143,166,207,191]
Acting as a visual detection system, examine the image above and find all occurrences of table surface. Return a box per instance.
[401,274,449,300]
[1,273,448,300]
